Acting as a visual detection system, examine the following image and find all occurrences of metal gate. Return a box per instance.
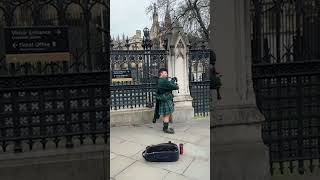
[0,0,109,153]
[251,0,320,174]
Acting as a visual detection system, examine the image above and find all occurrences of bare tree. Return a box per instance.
[146,0,210,41]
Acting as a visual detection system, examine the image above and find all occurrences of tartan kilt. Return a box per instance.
[158,100,174,116]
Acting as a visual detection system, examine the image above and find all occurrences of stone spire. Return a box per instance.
[164,0,172,32]
[116,34,120,42]
[122,33,125,42]
[152,3,159,23]
[150,2,161,48]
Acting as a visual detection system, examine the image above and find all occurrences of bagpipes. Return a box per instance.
[168,77,178,123]
[168,77,179,93]
[169,77,178,84]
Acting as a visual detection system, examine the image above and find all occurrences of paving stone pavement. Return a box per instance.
[110,118,210,180]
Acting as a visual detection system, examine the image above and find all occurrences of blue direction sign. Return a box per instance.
[4,26,69,54]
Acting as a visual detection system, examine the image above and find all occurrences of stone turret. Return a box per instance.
[165,20,193,122]
[150,3,161,49]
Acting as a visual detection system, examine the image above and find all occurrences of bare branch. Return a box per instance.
[146,0,209,41]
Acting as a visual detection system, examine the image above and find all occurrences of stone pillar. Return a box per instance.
[166,22,194,122]
[210,0,271,179]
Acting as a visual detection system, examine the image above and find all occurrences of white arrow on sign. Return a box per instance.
[12,43,18,48]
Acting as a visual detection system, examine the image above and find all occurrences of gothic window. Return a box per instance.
[90,4,104,25]
[177,39,185,49]
[39,4,58,25]
[0,9,4,27]
[121,63,128,70]
[65,3,83,26]
[13,5,33,26]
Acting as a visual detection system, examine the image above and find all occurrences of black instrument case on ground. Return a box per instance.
[142,141,179,162]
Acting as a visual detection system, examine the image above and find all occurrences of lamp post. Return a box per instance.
[142,27,152,50]
[84,0,92,71]
[125,36,130,50]
[142,27,153,107]
[142,27,152,82]
[142,27,151,80]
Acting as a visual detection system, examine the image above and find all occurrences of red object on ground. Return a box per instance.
[179,144,183,155]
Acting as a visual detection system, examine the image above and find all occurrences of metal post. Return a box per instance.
[295,0,303,61]
[85,0,92,71]
[143,27,153,107]
[253,0,262,64]
[100,6,105,53]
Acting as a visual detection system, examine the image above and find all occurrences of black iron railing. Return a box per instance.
[253,61,320,175]
[0,72,109,153]
[189,49,211,116]
[190,81,210,117]
[110,81,156,110]
[0,0,110,153]
[189,49,211,82]
[110,50,167,82]
[109,48,212,117]
[110,80,211,117]
[0,58,109,153]
[251,0,320,175]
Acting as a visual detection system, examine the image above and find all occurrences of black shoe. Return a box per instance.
[152,118,157,123]
[163,127,175,134]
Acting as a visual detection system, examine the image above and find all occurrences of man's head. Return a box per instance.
[158,68,168,78]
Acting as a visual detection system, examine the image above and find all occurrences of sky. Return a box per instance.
[110,0,154,39]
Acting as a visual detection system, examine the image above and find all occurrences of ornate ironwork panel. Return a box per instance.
[189,80,210,116]
[251,0,320,175]
[189,49,210,81]
[110,49,168,83]
[0,71,109,152]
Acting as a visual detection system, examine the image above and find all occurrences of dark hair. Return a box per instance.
[158,68,168,76]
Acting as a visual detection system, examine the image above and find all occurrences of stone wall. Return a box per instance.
[110,107,197,127]
[111,108,154,126]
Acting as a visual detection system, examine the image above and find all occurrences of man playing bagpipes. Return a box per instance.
[153,68,179,134]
